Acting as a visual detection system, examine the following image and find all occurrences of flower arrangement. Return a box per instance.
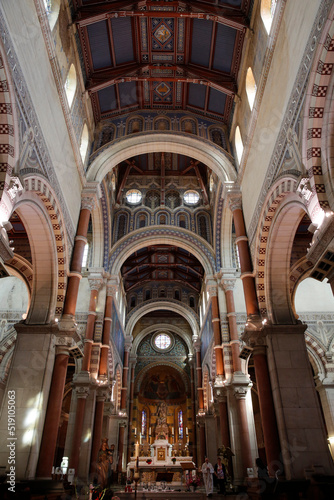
[172,457,176,464]
[186,475,200,489]
[146,459,152,464]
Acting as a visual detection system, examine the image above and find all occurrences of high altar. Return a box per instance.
[128,402,193,481]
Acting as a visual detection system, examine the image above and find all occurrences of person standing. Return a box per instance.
[201,457,214,497]
[214,457,227,495]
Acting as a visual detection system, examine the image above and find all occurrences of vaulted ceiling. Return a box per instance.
[73,0,251,123]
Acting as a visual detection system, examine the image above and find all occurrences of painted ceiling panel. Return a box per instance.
[98,86,117,113]
[119,81,137,107]
[213,23,237,73]
[188,83,206,109]
[111,18,134,65]
[208,88,226,115]
[87,21,112,70]
[190,19,213,68]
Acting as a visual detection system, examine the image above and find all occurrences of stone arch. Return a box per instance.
[109,227,216,277]
[305,332,327,378]
[135,361,190,395]
[131,323,193,355]
[303,5,334,218]
[87,133,237,185]
[289,257,314,314]
[6,254,33,293]
[253,176,304,320]
[125,299,199,338]
[0,38,19,224]
[13,176,69,320]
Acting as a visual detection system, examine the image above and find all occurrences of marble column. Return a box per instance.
[69,384,90,472]
[99,285,115,378]
[90,387,109,473]
[127,361,136,465]
[82,277,103,372]
[189,355,198,464]
[208,286,225,383]
[63,193,97,319]
[36,340,69,478]
[117,340,132,471]
[197,416,206,467]
[228,194,259,318]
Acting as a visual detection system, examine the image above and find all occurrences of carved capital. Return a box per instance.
[7,176,23,202]
[233,386,248,400]
[75,385,90,399]
[96,386,111,402]
[207,285,218,297]
[225,188,242,212]
[213,386,227,403]
[221,278,236,292]
[88,277,104,291]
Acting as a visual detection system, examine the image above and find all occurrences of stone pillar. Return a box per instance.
[264,324,334,479]
[69,384,90,472]
[315,377,334,459]
[99,284,115,378]
[207,285,224,384]
[117,421,127,472]
[82,276,103,372]
[63,192,98,318]
[35,339,69,478]
[197,415,206,467]
[228,194,259,318]
[189,355,198,464]
[127,360,136,465]
[90,387,109,473]
[195,342,204,411]
[221,275,242,373]
[233,382,253,476]
[117,339,132,471]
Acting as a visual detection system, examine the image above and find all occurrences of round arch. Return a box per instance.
[109,227,215,276]
[13,194,59,324]
[87,132,237,185]
[131,323,194,355]
[302,4,334,217]
[125,299,199,338]
[265,196,308,325]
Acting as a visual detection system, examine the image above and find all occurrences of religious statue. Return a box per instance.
[155,402,168,439]
[97,438,114,488]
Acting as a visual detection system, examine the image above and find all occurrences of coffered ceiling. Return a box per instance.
[73,0,251,123]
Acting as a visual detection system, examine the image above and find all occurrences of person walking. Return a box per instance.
[214,457,227,495]
[201,457,214,497]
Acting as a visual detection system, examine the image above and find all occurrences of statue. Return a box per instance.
[97,438,114,488]
[155,402,168,439]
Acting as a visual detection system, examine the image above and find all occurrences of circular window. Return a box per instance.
[126,189,142,204]
[184,190,200,205]
[152,332,174,352]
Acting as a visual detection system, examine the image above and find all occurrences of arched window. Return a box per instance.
[246,67,257,110]
[235,126,244,164]
[65,64,77,108]
[159,289,166,298]
[82,243,89,268]
[116,214,128,240]
[178,410,183,439]
[189,296,195,308]
[179,215,186,228]
[141,409,147,436]
[198,214,209,241]
[145,289,151,301]
[174,290,180,301]
[261,0,277,34]
[80,124,89,163]
[137,213,147,229]
[130,296,136,308]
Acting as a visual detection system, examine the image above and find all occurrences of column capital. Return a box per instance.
[88,276,104,292]
[74,385,90,399]
[213,386,227,403]
[104,401,115,417]
[81,182,101,211]
[96,386,111,402]
[225,187,242,212]
[230,372,252,400]
[193,339,201,352]
[124,336,133,352]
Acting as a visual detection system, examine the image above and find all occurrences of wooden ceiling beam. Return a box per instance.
[75,5,248,31]
[116,163,132,204]
[87,72,236,96]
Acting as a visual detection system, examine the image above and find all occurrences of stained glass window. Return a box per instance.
[126,189,142,204]
[141,409,147,436]
[154,333,171,350]
[178,410,183,439]
[184,190,199,205]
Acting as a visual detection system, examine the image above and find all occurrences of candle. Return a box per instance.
[135,442,139,458]
[172,427,174,435]
[186,427,188,435]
